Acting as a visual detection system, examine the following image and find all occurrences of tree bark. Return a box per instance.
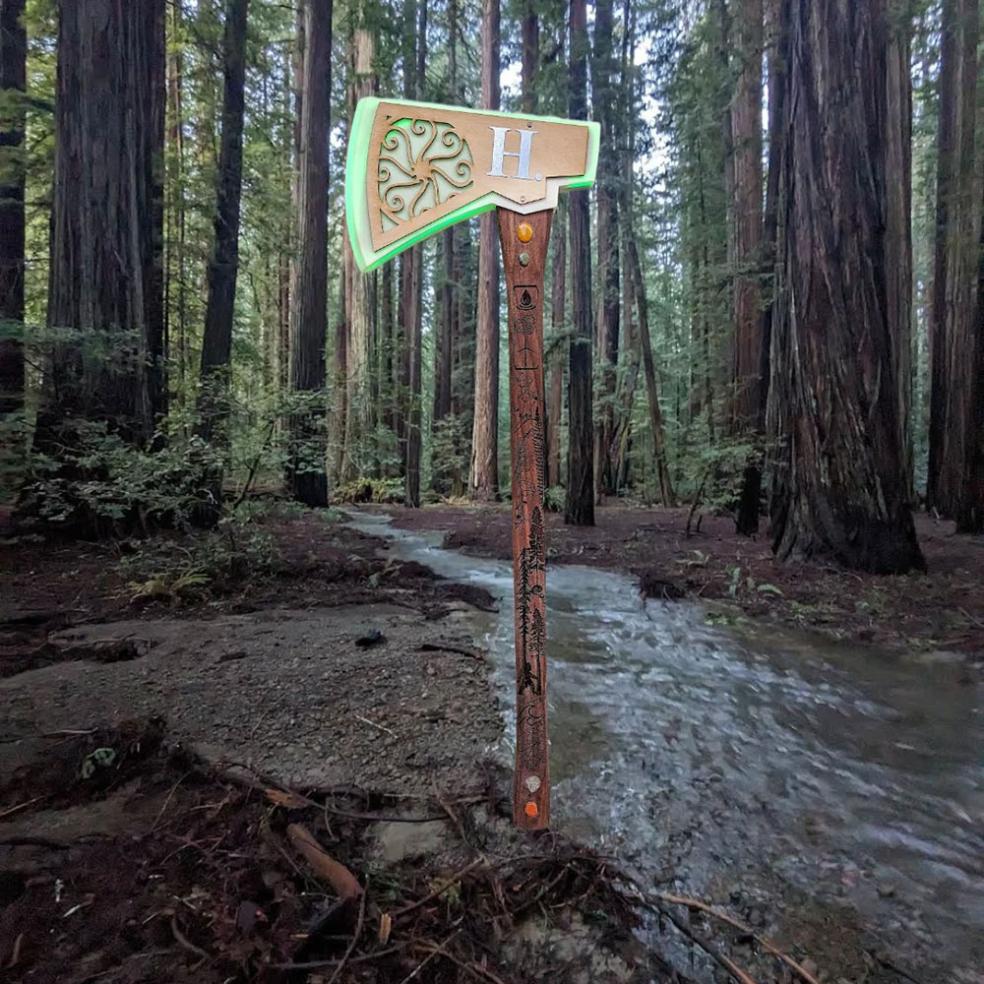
[624,204,675,507]
[0,0,26,436]
[955,181,984,533]
[884,4,914,494]
[166,0,189,393]
[469,0,502,501]
[42,0,166,446]
[546,206,566,490]
[564,0,594,526]
[927,0,980,516]
[287,0,331,507]
[730,0,764,535]
[197,0,248,450]
[341,22,375,482]
[404,0,426,506]
[769,0,925,574]
[591,0,620,499]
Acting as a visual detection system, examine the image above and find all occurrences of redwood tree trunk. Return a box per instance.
[956,179,984,533]
[591,0,620,500]
[564,0,594,527]
[927,0,980,517]
[469,0,501,501]
[403,0,426,506]
[42,0,166,445]
[730,0,764,535]
[0,0,26,438]
[341,21,375,482]
[198,0,248,451]
[546,206,565,490]
[769,0,924,574]
[287,0,331,507]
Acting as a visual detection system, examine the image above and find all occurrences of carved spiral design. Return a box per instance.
[377,119,474,226]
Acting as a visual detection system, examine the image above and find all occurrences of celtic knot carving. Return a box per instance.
[377,119,474,230]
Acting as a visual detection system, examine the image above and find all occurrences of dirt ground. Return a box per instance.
[383,503,984,659]
[1,506,970,982]
[0,511,684,984]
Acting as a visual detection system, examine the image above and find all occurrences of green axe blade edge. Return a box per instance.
[345,97,600,273]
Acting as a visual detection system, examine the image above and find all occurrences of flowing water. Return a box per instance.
[346,510,983,982]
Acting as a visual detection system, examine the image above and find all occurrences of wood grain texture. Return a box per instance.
[498,206,552,829]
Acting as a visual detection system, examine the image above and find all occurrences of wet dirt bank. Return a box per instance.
[382,503,984,658]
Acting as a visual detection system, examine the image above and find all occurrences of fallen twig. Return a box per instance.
[412,939,508,984]
[170,914,211,963]
[0,796,45,820]
[287,823,363,900]
[654,892,820,984]
[5,932,24,969]
[392,858,485,918]
[355,713,397,738]
[656,902,760,984]
[327,876,368,984]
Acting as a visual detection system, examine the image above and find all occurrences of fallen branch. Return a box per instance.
[654,892,820,984]
[287,823,363,900]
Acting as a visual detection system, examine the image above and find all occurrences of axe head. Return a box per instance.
[345,97,599,272]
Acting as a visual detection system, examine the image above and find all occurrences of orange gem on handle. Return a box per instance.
[524,801,539,818]
[517,222,534,243]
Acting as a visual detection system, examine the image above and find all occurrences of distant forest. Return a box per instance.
[0,0,981,574]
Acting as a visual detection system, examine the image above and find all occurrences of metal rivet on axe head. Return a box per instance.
[518,252,531,267]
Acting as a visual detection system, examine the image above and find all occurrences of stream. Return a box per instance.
[345,510,983,982]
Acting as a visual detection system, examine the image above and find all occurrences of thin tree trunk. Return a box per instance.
[565,0,594,526]
[197,0,248,450]
[469,0,501,504]
[167,0,189,395]
[381,259,395,469]
[956,179,984,533]
[884,5,914,495]
[404,0,426,506]
[0,0,26,440]
[546,206,566,490]
[287,0,331,506]
[625,207,675,507]
[730,0,765,534]
[591,0,619,500]
[520,0,538,114]
[341,22,375,482]
[769,0,925,574]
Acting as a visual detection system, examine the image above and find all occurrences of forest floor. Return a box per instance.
[1,504,977,983]
[0,510,685,984]
[385,503,984,660]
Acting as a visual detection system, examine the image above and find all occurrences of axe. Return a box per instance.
[345,97,599,829]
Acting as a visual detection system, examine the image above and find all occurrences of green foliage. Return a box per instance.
[119,514,277,606]
[544,485,566,513]
[332,476,405,504]
[26,419,223,532]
